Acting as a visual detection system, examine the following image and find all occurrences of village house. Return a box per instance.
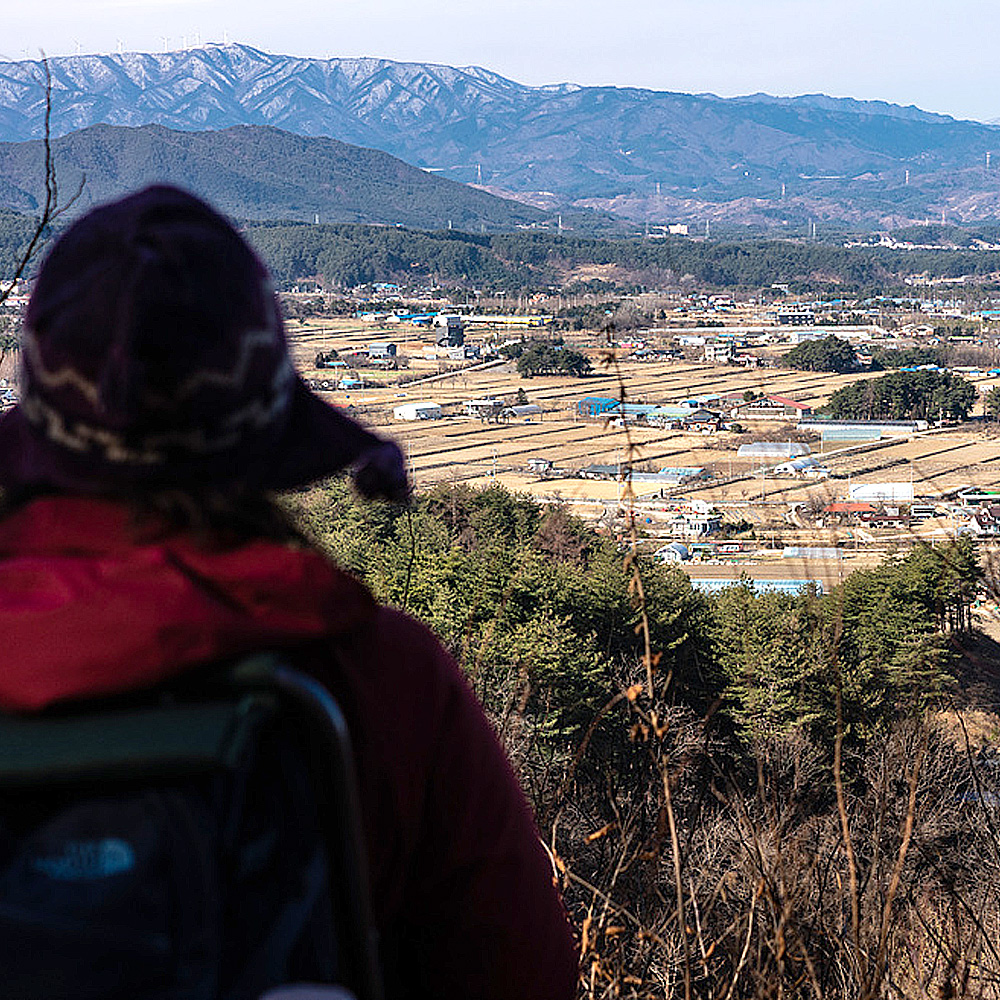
[729,395,814,420]
[655,542,691,563]
[972,505,1000,536]
[821,502,876,526]
[682,408,722,433]
[859,509,911,529]
[703,339,734,364]
[464,398,505,420]
[667,510,723,538]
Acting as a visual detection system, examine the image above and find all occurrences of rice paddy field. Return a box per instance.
[287,318,1000,587]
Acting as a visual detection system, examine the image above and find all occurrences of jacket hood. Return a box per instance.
[0,496,377,711]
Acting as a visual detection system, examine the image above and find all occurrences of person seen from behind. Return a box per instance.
[0,185,577,999]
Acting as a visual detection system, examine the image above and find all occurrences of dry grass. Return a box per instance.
[493,648,1000,999]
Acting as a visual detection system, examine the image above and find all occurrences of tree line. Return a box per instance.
[7,205,1000,294]
[785,338,953,376]
[240,221,1000,293]
[824,368,977,421]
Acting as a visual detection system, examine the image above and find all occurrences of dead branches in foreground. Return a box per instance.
[503,697,1000,1000]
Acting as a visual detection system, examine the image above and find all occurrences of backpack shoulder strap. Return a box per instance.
[0,687,275,789]
[226,654,383,1000]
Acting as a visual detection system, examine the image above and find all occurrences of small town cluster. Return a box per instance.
[230,287,996,607]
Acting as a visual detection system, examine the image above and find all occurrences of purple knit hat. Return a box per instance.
[0,185,408,501]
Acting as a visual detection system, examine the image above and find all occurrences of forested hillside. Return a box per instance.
[245,222,1000,291]
[6,202,1000,292]
[286,481,978,748]
[284,480,999,996]
[0,124,544,231]
[0,209,41,281]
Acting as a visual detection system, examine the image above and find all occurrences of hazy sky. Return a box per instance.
[4,0,998,123]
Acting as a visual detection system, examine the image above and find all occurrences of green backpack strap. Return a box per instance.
[0,685,275,789]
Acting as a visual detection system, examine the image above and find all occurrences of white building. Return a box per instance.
[655,542,690,563]
[849,482,915,503]
[668,511,723,537]
[703,340,734,364]
[772,456,827,476]
[393,402,443,421]
[464,398,504,419]
[737,442,811,460]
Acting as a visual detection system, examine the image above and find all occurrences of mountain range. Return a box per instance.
[2,45,1000,228]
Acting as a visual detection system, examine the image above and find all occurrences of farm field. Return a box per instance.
[286,319,1000,582]
[684,555,877,593]
[288,318,1000,495]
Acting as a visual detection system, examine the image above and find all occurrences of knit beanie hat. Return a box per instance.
[0,185,408,501]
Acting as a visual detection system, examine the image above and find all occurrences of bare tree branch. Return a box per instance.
[0,55,84,316]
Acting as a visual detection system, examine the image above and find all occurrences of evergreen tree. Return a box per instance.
[784,335,858,373]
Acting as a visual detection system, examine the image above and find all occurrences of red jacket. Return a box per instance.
[0,496,577,1000]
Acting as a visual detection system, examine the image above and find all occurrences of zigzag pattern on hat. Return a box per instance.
[20,357,295,464]
[23,326,285,411]
[21,329,103,407]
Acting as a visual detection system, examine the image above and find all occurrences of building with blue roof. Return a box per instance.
[576,397,619,418]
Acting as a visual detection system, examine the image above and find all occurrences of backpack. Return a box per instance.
[0,653,382,1000]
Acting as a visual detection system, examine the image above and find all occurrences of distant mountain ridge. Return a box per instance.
[0,123,545,230]
[722,92,955,125]
[2,45,1000,227]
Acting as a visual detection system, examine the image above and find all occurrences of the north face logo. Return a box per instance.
[31,838,136,880]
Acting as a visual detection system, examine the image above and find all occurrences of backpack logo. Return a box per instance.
[31,838,136,880]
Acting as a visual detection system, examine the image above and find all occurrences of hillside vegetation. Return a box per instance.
[6,204,1000,293]
[286,481,1000,998]
[245,223,1000,291]
[0,124,544,231]
[0,210,37,282]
